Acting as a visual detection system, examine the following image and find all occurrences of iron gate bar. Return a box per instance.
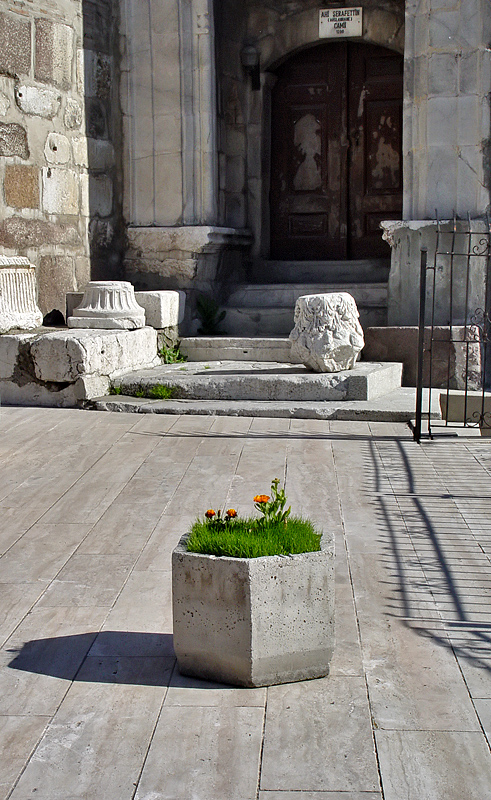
[413,247,428,444]
[413,214,491,442]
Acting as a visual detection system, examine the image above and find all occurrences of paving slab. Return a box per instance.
[375,730,491,800]
[134,706,265,800]
[260,677,380,793]
[0,407,490,799]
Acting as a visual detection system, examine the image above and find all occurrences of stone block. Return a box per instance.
[0,332,36,379]
[87,98,107,139]
[30,327,159,382]
[75,257,90,287]
[64,97,83,129]
[179,336,297,363]
[428,52,458,95]
[290,293,365,373]
[15,85,61,119]
[0,90,10,115]
[0,379,80,408]
[0,122,28,158]
[87,138,114,170]
[363,326,482,389]
[116,360,401,403]
[35,20,73,90]
[4,165,39,209]
[384,220,490,325]
[44,132,70,164]
[42,168,79,215]
[38,256,75,315]
[0,12,31,77]
[83,51,112,101]
[82,0,113,54]
[88,173,113,217]
[0,216,80,249]
[439,389,491,424]
[134,290,185,328]
[0,256,43,333]
[172,535,335,687]
[72,136,88,167]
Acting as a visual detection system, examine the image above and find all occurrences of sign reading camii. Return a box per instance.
[319,8,363,38]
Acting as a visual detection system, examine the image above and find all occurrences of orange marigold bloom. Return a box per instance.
[205,509,216,518]
[254,494,270,504]
[226,508,237,518]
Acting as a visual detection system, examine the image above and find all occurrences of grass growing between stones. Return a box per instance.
[186,517,321,558]
[109,384,176,399]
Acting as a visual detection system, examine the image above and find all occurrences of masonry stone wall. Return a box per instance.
[0,0,123,317]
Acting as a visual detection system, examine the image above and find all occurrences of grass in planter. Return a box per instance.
[186,516,321,558]
[186,479,322,558]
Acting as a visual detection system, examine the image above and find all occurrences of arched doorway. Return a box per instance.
[269,42,403,261]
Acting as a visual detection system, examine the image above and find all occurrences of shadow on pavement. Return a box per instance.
[369,437,491,676]
[7,631,176,686]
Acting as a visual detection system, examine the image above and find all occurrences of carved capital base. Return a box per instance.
[68,281,146,330]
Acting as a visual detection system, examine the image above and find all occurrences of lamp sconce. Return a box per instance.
[241,45,261,91]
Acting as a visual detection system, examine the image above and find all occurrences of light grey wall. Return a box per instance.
[403,0,491,219]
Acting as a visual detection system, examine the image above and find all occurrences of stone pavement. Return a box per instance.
[1,407,491,800]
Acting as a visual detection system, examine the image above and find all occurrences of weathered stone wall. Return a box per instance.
[215,0,404,259]
[0,0,122,317]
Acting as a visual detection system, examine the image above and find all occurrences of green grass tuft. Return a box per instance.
[159,344,187,364]
[185,516,321,558]
[147,384,174,399]
[109,385,122,395]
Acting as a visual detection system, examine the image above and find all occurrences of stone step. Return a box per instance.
[180,336,297,363]
[221,305,386,336]
[90,386,441,422]
[112,360,402,402]
[251,259,390,284]
[226,282,387,309]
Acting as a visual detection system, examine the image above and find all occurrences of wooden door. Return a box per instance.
[270,42,403,260]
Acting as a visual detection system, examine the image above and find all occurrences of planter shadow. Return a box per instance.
[7,631,175,686]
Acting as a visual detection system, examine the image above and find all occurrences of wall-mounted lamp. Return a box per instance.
[241,45,261,91]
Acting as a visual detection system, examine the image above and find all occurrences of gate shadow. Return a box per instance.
[369,437,491,677]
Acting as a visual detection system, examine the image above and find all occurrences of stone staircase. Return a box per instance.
[221,259,390,336]
[90,336,441,421]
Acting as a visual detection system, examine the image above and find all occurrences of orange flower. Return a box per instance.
[254,494,270,504]
[226,508,237,518]
[205,509,216,518]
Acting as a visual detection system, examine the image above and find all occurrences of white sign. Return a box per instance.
[319,7,363,38]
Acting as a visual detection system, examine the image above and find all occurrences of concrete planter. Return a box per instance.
[171,533,335,687]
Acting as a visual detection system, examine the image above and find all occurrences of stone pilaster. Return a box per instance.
[121,0,218,227]
[403,0,491,219]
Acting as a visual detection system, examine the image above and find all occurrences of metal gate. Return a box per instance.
[413,214,491,442]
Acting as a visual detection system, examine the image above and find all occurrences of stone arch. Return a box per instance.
[257,5,404,73]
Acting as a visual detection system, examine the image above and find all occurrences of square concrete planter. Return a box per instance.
[172,533,335,687]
